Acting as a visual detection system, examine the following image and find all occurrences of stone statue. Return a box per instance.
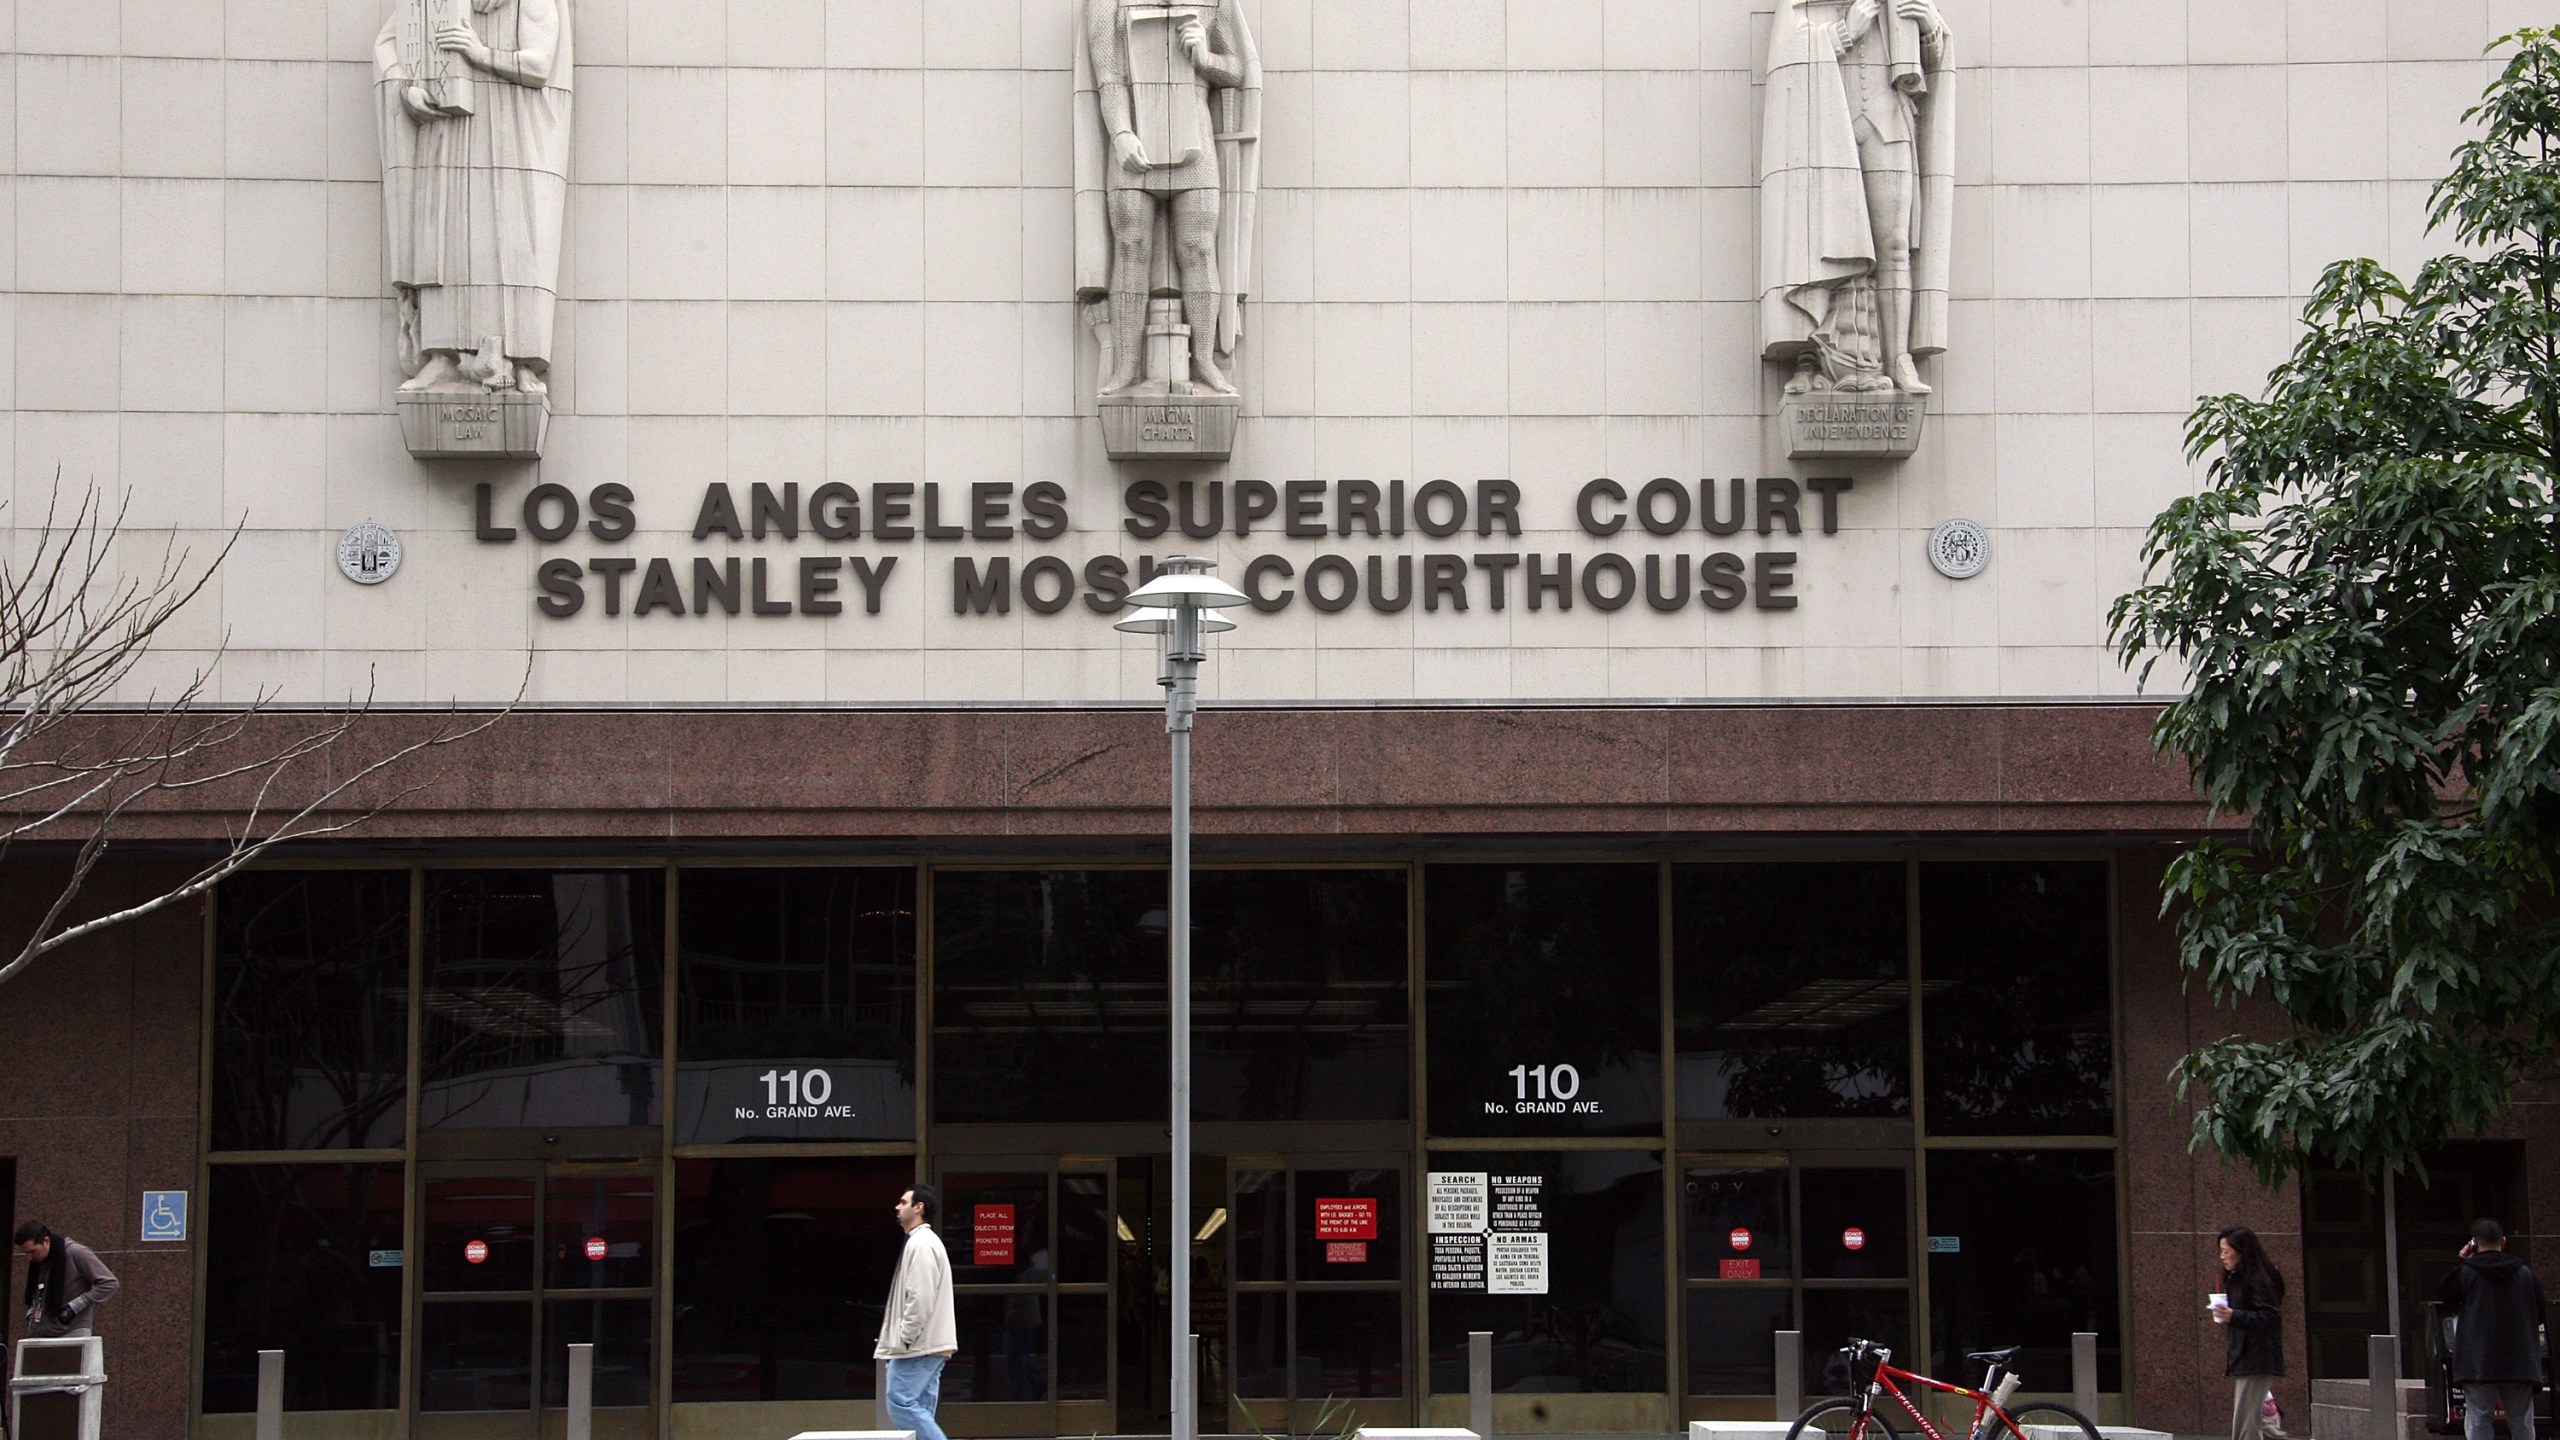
[1074,0,1260,459]
[376,0,571,457]
[1759,0,1951,401]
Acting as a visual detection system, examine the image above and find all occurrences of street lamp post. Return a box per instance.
[1115,556,1248,1440]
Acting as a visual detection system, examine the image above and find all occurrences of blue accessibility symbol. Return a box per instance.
[141,1190,188,1242]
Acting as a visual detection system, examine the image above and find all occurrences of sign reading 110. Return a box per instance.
[746,1068,852,1119]
[1500,1063,1601,1115]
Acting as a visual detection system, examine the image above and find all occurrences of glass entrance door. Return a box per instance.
[414,1163,657,1440]
[1112,1154,1230,1436]
[1681,1157,1913,1414]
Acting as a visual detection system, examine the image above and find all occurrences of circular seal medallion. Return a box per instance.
[1927,518,1990,580]
[336,523,402,586]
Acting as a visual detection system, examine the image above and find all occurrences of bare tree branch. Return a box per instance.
[0,475,520,989]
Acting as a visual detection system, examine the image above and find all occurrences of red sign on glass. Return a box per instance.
[1313,1198,1378,1241]
[464,1239,489,1265]
[1326,1241,1368,1265]
[974,1204,1017,1267]
[1842,1227,1867,1251]
[1729,1227,1753,1251]
[1720,1258,1761,1280]
[585,1236,609,1262]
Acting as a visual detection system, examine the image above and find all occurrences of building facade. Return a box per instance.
[3,0,2557,1437]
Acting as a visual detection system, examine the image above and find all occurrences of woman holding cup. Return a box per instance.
[2210,1226,2289,1440]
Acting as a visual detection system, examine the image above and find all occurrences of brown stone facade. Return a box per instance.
[12,700,2464,1439]
[77,701,2206,844]
[0,858,203,1440]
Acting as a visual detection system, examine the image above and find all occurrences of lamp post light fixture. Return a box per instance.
[1112,555,1247,1440]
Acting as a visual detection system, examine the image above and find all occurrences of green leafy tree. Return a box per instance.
[2108,29,2560,1184]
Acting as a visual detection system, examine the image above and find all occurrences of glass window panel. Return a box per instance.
[1058,1291,1110,1400]
[1426,1152,1666,1394]
[546,1175,655,1291]
[948,1292,1049,1402]
[1923,1150,2121,1389]
[421,871,666,1130]
[932,870,1168,1124]
[1799,1168,1908,1281]
[1799,1290,1910,1397]
[1673,863,1909,1119]
[1294,1169,1399,1282]
[1231,1169,1286,1283]
[423,1177,537,1292]
[1296,1290,1403,1399]
[672,1156,913,1401]
[419,1301,533,1411]
[1687,1287,1792,1396]
[1058,1171,1111,1285]
[1194,870,1409,1122]
[1918,862,2113,1136]
[201,1163,405,1412]
[676,867,917,1143]
[1684,1168,1791,1280]
[1231,1290,1288,1398]
[1424,865,1662,1138]
[543,1298,653,1407]
[212,872,410,1151]
[944,1173,1052,1284]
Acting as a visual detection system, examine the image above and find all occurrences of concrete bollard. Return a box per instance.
[2370,1333,2400,1440]
[565,1342,593,1440]
[255,1350,283,1440]
[1469,1331,1493,1440]
[874,1357,890,1430]
[1775,1330,1803,1422]
[2071,1332,2098,1422]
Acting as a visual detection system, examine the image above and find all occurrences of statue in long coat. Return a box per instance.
[1759,0,1952,396]
[376,0,573,397]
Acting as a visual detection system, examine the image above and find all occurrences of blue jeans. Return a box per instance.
[2465,1384,2539,1440]
[884,1353,949,1440]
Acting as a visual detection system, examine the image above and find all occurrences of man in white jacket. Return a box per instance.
[876,1185,957,1440]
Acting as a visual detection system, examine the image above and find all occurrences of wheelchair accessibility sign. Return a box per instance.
[141,1190,188,1242]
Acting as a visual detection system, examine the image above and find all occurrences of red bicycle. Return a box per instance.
[1784,1339,2102,1440]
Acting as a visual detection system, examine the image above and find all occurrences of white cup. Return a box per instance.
[2209,1291,2229,1311]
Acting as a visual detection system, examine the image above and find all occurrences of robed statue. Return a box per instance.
[375,0,572,400]
[1759,0,1952,397]
[1074,0,1261,403]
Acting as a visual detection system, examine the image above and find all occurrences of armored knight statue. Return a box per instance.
[1759,0,1952,403]
[375,0,572,458]
[1074,0,1260,459]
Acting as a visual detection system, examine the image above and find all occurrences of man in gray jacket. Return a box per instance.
[876,1185,956,1440]
[14,1222,118,1338]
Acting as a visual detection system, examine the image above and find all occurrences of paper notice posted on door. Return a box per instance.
[1487,1232,1548,1294]
[1428,1172,1488,1233]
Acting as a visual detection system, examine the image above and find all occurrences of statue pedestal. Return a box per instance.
[1098,393,1239,461]
[399,390,550,460]
[1780,392,1925,460]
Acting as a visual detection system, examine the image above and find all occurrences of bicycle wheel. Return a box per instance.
[2003,1401,2102,1440]
[1789,1396,1906,1440]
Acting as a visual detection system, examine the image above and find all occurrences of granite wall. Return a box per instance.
[0,857,204,1440]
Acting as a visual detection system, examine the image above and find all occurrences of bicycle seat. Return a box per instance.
[1966,1346,2024,1367]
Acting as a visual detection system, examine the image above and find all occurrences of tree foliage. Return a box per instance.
[2108,30,2560,1184]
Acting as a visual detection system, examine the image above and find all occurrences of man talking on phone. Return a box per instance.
[2441,1218,2549,1440]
